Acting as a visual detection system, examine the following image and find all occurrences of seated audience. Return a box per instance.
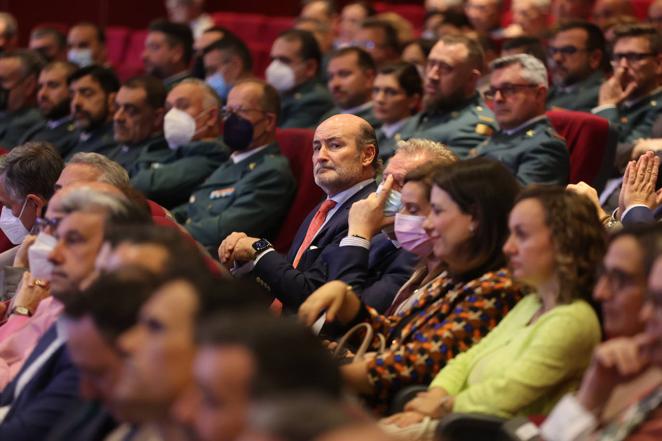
[547,21,607,112]
[20,61,78,154]
[501,36,547,62]
[131,78,228,209]
[0,13,17,53]
[373,63,422,162]
[552,0,595,24]
[56,152,130,191]
[354,18,401,68]
[267,29,333,129]
[220,114,415,313]
[299,158,523,412]
[542,224,662,441]
[295,16,335,60]
[400,35,496,159]
[474,54,570,185]
[592,0,634,29]
[108,76,168,171]
[0,50,45,148]
[464,0,504,38]
[143,20,194,90]
[202,34,253,102]
[66,22,107,68]
[401,38,435,76]
[593,24,662,145]
[299,0,338,38]
[176,79,296,253]
[64,65,120,159]
[323,47,381,128]
[165,0,213,39]
[504,0,551,39]
[336,1,375,48]
[385,186,604,430]
[650,0,662,32]
[29,26,67,63]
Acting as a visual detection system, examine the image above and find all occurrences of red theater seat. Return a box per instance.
[263,17,295,44]
[116,29,147,81]
[374,3,426,29]
[105,26,131,68]
[274,128,324,253]
[248,43,271,79]
[211,12,266,46]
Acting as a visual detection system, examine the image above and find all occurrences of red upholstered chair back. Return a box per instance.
[211,13,267,46]
[546,109,616,192]
[274,128,325,253]
[105,26,131,68]
[116,30,147,81]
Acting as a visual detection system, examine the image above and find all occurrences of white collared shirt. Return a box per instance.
[502,114,547,136]
[230,144,270,164]
[380,118,409,139]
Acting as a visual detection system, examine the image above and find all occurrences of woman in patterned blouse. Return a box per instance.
[299,158,524,412]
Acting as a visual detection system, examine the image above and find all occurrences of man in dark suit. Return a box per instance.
[220,114,416,313]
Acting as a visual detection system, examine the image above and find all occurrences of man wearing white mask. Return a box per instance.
[203,34,253,103]
[66,22,108,68]
[131,78,228,209]
[267,29,334,129]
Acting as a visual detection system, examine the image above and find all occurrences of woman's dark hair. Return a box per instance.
[432,158,520,279]
[377,62,423,98]
[609,223,662,281]
[515,186,606,304]
[404,161,444,201]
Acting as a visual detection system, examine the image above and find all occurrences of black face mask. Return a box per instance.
[191,55,206,80]
[0,87,9,112]
[223,113,254,151]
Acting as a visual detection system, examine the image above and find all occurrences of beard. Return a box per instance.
[44,98,71,120]
[424,89,470,114]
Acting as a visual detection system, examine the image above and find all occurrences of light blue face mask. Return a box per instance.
[206,72,231,101]
[377,181,402,216]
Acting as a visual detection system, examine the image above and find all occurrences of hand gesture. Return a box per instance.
[599,67,637,106]
[218,232,248,267]
[618,151,662,219]
[347,175,394,240]
[298,280,361,327]
[567,182,608,219]
[12,272,50,314]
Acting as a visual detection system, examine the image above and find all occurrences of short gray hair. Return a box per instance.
[68,153,130,188]
[177,78,221,110]
[490,53,548,86]
[0,13,18,39]
[59,186,131,219]
[395,138,458,165]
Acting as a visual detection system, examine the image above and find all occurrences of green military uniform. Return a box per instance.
[19,116,77,156]
[131,138,229,209]
[593,87,662,143]
[0,107,43,149]
[163,70,194,91]
[279,80,334,129]
[321,101,382,129]
[179,142,296,252]
[471,115,569,186]
[106,135,169,173]
[399,94,497,158]
[375,117,411,162]
[63,122,117,160]
[547,70,604,112]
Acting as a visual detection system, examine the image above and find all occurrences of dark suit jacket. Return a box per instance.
[622,205,662,226]
[253,182,416,312]
[0,325,81,440]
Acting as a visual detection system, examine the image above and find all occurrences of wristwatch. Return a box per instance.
[251,239,273,259]
[10,306,32,317]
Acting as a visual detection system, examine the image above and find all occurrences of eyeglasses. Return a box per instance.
[484,83,538,100]
[547,45,589,57]
[596,265,641,292]
[352,40,384,50]
[611,52,656,65]
[35,216,61,233]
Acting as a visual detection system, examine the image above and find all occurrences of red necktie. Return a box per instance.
[292,199,337,268]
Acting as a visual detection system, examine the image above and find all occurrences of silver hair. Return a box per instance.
[59,186,130,219]
[68,153,130,188]
[490,53,548,86]
[177,78,221,110]
[513,0,550,10]
[0,13,18,38]
[395,138,458,164]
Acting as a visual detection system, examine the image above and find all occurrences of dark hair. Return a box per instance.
[0,49,46,78]
[234,78,281,121]
[277,29,322,74]
[122,75,167,110]
[344,1,376,17]
[438,9,473,29]
[555,20,607,70]
[329,46,376,72]
[438,34,485,71]
[0,142,63,200]
[405,38,436,59]
[516,186,606,304]
[196,312,342,399]
[30,26,67,49]
[612,23,662,54]
[73,22,106,44]
[68,64,120,94]
[203,34,253,73]
[356,119,379,170]
[361,18,401,54]
[378,62,422,97]
[148,19,194,65]
[502,36,547,64]
[302,0,338,17]
[63,266,161,345]
[432,158,520,279]
[42,60,78,78]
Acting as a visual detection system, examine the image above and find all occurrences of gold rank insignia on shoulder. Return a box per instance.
[651,100,657,107]
[475,123,494,136]
[248,162,256,170]
[526,130,535,137]
[189,195,196,203]
[395,133,402,141]
[620,116,628,124]
[210,187,235,199]
[478,115,494,122]
[476,106,483,111]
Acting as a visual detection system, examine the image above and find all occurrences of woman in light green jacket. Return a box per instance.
[386,186,606,425]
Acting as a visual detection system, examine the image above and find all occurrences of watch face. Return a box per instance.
[252,239,272,253]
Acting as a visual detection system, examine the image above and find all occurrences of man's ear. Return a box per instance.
[361,143,377,168]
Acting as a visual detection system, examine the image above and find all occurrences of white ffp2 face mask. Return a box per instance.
[0,200,30,245]
[68,48,94,67]
[28,232,57,281]
[265,60,296,93]
[164,107,197,150]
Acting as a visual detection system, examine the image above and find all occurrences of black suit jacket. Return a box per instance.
[253,182,416,312]
[0,325,81,440]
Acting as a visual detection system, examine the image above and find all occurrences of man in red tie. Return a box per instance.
[219,113,417,313]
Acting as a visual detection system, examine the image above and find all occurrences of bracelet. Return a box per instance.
[350,233,368,240]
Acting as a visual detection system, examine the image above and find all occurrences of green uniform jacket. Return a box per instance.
[131,138,230,209]
[399,94,497,158]
[321,102,382,129]
[547,70,604,112]
[182,143,296,251]
[106,135,169,173]
[19,116,78,156]
[593,88,662,144]
[163,71,193,91]
[375,117,411,163]
[63,122,117,160]
[0,107,43,149]
[472,116,569,186]
[279,80,334,129]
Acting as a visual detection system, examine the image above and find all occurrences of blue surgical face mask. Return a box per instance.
[206,72,231,101]
[377,181,402,216]
[68,48,93,68]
